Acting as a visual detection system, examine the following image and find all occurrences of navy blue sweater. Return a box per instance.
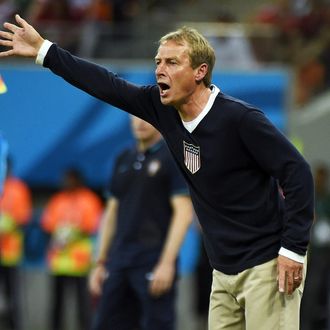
[44,45,314,274]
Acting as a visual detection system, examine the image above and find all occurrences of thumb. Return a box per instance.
[15,14,29,28]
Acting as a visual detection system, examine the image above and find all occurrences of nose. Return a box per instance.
[155,62,164,77]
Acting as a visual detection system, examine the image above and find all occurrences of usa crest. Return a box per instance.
[183,141,201,174]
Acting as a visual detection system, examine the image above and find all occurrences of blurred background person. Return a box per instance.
[0,156,32,330]
[301,163,330,330]
[41,168,103,330]
[208,11,259,70]
[89,116,193,330]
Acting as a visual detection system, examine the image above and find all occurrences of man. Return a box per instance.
[0,15,314,329]
[89,116,193,329]
[41,168,103,330]
[301,164,330,329]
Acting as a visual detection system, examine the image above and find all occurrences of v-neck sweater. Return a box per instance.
[41,43,314,274]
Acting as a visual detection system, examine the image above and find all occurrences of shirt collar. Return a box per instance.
[182,84,220,133]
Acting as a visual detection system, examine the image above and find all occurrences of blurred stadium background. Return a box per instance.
[1,0,330,329]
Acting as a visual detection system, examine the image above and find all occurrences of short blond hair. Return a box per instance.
[159,26,215,87]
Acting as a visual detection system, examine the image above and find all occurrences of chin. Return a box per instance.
[160,97,173,106]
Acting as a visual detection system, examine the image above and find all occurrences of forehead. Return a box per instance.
[155,40,190,59]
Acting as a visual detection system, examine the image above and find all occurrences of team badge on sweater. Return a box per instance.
[183,141,201,174]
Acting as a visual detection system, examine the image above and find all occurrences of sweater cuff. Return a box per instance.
[35,40,53,66]
[278,247,305,263]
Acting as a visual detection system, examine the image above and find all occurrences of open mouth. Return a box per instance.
[158,82,170,96]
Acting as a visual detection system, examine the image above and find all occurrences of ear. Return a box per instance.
[195,63,208,83]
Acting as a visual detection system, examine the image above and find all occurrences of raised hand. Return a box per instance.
[0,14,44,58]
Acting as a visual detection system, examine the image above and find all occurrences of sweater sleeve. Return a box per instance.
[42,44,159,126]
[239,109,314,255]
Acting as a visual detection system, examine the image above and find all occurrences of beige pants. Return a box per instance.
[208,258,305,330]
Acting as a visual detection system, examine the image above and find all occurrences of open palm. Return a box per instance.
[0,14,44,58]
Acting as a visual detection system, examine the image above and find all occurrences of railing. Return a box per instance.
[30,20,281,64]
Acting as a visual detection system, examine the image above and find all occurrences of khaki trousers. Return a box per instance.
[208,258,305,330]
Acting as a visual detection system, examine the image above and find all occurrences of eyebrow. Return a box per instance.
[154,55,179,62]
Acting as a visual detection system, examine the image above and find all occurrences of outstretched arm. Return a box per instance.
[0,14,44,58]
[0,14,160,128]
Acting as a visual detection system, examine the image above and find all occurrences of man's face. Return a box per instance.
[131,116,158,142]
[155,40,198,107]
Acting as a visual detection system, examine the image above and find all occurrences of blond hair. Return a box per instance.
[159,26,215,87]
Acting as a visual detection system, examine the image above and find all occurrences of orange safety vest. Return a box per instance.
[41,187,102,276]
[0,176,32,266]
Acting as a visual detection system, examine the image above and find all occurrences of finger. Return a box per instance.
[294,265,303,280]
[158,281,171,295]
[90,285,99,296]
[15,14,29,29]
[293,280,301,291]
[293,271,302,290]
[94,283,101,296]
[93,277,103,296]
[298,266,303,279]
[0,49,15,57]
[0,40,12,47]
[150,280,165,297]
[286,272,294,295]
[0,31,13,40]
[278,269,286,293]
[149,280,157,295]
[89,281,97,295]
[153,280,163,295]
[161,281,170,294]
[293,271,301,281]
[3,22,22,34]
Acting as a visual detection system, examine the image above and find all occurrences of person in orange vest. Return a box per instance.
[41,168,103,330]
[0,157,32,330]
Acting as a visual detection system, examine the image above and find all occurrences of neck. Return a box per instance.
[178,85,212,122]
